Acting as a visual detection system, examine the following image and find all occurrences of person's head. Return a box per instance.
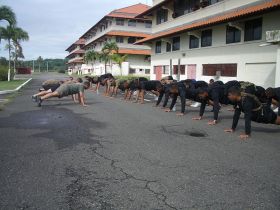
[77,78,83,83]
[198,88,209,99]
[209,79,214,85]
[227,86,242,102]
[265,87,275,98]
[69,76,74,81]
[83,81,90,89]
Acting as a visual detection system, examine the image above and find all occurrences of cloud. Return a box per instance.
[0,0,152,60]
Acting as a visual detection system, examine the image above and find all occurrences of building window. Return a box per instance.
[128,37,137,44]
[129,68,136,74]
[145,69,150,74]
[116,36,124,43]
[202,64,237,77]
[128,20,136,27]
[145,21,152,28]
[173,0,200,18]
[173,65,185,75]
[244,18,262,42]
[201,29,212,47]
[116,18,124,26]
[163,65,170,74]
[172,37,180,51]
[226,26,241,44]
[189,35,199,49]
[155,41,162,54]
[156,9,168,25]
[166,42,171,52]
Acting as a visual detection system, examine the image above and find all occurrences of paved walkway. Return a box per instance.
[0,73,280,210]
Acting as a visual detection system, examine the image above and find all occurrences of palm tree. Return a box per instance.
[111,54,128,76]
[84,50,99,64]
[101,42,119,73]
[0,25,29,80]
[0,6,16,45]
[12,27,29,75]
[0,6,16,25]
[37,56,43,72]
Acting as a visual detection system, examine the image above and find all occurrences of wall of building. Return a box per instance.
[151,0,263,33]
[85,17,151,46]
[149,11,280,88]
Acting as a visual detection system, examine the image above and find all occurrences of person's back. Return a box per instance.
[58,83,85,97]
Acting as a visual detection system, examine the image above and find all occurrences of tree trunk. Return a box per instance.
[8,39,11,82]
[104,62,107,74]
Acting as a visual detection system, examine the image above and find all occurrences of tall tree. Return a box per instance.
[0,6,16,25]
[37,56,43,72]
[0,25,29,80]
[101,42,119,73]
[84,50,100,64]
[0,6,16,44]
[111,54,128,76]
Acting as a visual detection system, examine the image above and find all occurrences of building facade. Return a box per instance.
[81,3,152,76]
[136,0,280,88]
[65,39,86,75]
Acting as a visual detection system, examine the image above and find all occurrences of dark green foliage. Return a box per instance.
[21,58,67,72]
[0,65,8,81]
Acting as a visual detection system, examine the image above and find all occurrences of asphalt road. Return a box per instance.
[0,73,280,210]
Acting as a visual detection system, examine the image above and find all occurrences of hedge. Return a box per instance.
[0,65,8,81]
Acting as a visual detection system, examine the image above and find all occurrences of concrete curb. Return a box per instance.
[0,78,32,95]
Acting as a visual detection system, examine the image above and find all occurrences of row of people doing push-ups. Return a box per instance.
[32,73,280,140]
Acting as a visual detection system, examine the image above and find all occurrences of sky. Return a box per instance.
[0,0,152,60]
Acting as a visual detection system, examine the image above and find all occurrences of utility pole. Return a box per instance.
[47,61,49,72]
[32,60,35,72]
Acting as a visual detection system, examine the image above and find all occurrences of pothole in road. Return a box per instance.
[162,125,208,138]
[188,132,206,137]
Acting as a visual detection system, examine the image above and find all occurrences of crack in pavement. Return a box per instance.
[91,147,178,210]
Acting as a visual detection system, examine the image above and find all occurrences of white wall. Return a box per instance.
[150,11,280,87]
[151,0,263,33]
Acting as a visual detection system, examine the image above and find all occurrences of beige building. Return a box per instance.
[65,39,86,75]
[80,3,153,76]
[136,0,280,88]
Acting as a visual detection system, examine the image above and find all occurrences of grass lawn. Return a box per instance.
[0,79,28,91]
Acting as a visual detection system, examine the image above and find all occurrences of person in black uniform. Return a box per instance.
[125,77,149,101]
[266,87,280,116]
[193,81,240,125]
[94,73,114,94]
[163,80,208,116]
[137,80,162,104]
[224,86,280,140]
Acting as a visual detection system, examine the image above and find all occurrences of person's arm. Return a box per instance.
[231,107,241,131]
[179,89,186,114]
[162,91,170,108]
[79,92,87,106]
[156,91,164,106]
[243,98,253,136]
[169,95,178,111]
[212,92,220,121]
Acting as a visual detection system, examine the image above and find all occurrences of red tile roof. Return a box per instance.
[80,3,150,39]
[108,3,151,19]
[66,39,85,51]
[136,0,172,18]
[67,58,84,64]
[136,0,280,44]
[84,30,151,47]
[66,49,85,58]
[106,30,150,38]
[118,48,151,55]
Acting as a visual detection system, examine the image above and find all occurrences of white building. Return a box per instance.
[65,39,86,75]
[80,3,152,76]
[136,0,280,88]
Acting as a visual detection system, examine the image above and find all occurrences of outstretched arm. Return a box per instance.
[79,92,87,107]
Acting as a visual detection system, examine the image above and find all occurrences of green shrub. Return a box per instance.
[0,65,8,81]
[114,75,150,81]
